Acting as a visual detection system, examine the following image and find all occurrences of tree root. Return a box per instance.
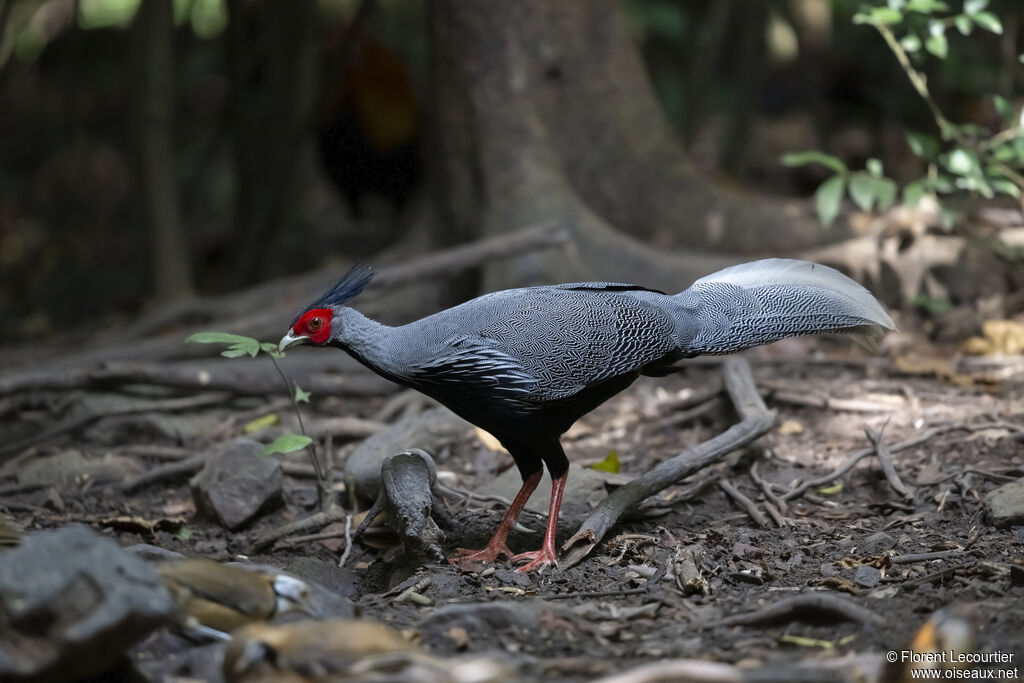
[561,356,775,568]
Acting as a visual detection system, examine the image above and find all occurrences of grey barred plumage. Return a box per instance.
[281,257,896,571]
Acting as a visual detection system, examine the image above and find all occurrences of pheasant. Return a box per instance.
[280,259,895,571]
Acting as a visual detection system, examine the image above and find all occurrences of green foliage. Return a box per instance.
[782,153,895,226]
[261,434,314,457]
[789,0,1024,228]
[186,332,285,359]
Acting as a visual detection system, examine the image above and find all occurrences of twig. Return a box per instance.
[782,421,1012,503]
[539,587,648,600]
[864,426,914,501]
[714,592,884,628]
[749,460,788,515]
[392,577,431,604]
[562,356,775,568]
[337,514,353,568]
[891,549,972,565]
[717,478,769,528]
[761,500,787,528]
[247,507,349,552]
[122,454,206,493]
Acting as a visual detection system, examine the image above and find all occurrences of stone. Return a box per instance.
[0,526,174,682]
[984,476,1024,529]
[190,438,283,530]
[859,531,896,555]
[853,565,881,589]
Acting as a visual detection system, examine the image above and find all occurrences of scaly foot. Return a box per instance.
[448,543,513,570]
[510,545,558,573]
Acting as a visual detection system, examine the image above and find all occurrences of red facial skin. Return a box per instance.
[292,308,333,345]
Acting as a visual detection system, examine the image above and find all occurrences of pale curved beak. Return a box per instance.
[278,330,308,353]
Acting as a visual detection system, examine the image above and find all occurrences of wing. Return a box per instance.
[405,287,678,403]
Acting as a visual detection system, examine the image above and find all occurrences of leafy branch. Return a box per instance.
[786,0,1024,227]
[186,331,328,502]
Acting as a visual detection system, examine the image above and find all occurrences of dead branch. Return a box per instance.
[715,592,884,629]
[716,478,769,528]
[864,427,914,501]
[247,507,350,553]
[890,548,973,564]
[781,421,1015,503]
[0,393,228,460]
[122,454,205,493]
[0,356,394,398]
[749,459,789,516]
[562,356,775,568]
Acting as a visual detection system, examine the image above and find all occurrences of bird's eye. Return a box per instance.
[308,317,323,331]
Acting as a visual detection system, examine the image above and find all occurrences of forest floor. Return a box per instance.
[2,334,1023,682]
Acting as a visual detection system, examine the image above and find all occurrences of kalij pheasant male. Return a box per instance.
[280,259,895,572]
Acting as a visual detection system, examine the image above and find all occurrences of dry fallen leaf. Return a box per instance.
[778,419,804,435]
[962,319,1024,356]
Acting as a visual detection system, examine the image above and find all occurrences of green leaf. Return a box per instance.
[910,294,953,313]
[905,131,939,159]
[964,0,988,15]
[875,177,898,210]
[780,151,847,174]
[906,0,949,12]
[261,434,313,456]
[994,95,1016,123]
[946,148,976,174]
[903,179,927,207]
[871,7,904,24]
[887,0,906,9]
[971,11,1002,34]
[991,179,1021,198]
[294,385,311,403]
[186,332,261,358]
[849,172,877,211]
[592,451,621,474]
[173,527,193,542]
[259,342,285,359]
[815,175,846,228]
[901,33,922,51]
[866,158,884,177]
[954,14,973,35]
[925,31,948,59]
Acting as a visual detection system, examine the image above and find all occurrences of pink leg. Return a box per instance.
[511,473,566,573]
[449,470,542,569]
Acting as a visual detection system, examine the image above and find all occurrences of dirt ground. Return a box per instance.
[2,336,1023,682]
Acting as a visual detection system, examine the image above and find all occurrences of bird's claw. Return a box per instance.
[448,544,513,570]
[510,547,558,573]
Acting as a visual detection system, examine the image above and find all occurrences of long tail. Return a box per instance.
[674,259,896,354]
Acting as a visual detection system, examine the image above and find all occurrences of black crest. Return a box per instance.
[300,264,374,315]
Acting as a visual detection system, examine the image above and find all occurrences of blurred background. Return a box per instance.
[1,0,1023,345]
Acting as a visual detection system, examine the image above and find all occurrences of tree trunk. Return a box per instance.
[135,0,193,303]
[429,0,850,293]
[227,0,319,283]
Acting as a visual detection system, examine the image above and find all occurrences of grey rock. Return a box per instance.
[860,531,896,555]
[190,439,283,530]
[0,526,174,683]
[345,408,470,502]
[984,476,1024,529]
[853,565,881,588]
